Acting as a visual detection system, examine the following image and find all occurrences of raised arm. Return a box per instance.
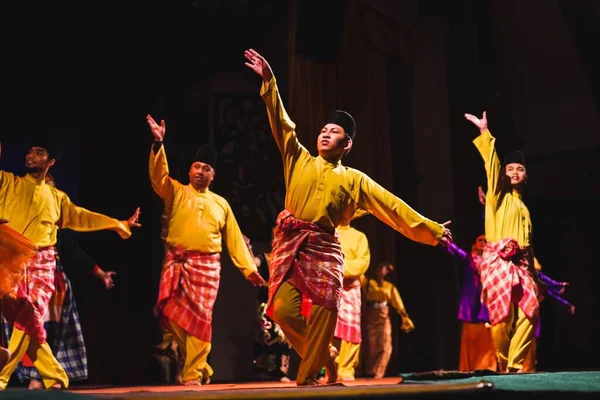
[344,232,371,279]
[59,193,139,239]
[355,172,451,246]
[466,111,504,211]
[244,49,308,183]
[147,114,177,201]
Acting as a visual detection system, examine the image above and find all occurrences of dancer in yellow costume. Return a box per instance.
[465,111,541,373]
[333,209,370,381]
[147,115,265,385]
[244,48,452,385]
[0,139,140,390]
[361,262,414,378]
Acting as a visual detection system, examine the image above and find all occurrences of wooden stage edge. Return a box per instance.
[65,378,494,399]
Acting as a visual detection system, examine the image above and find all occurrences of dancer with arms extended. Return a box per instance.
[0,139,140,390]
[245,48,452,386]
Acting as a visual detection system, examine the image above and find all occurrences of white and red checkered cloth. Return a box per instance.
[157,246,221,342]
[479,238,539,325]
[266,210,344,317]
[2,247,57,343]
[334,278,362,343]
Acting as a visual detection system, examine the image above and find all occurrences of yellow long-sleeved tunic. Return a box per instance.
[261,76,444,245]
[0,171,131,247]
[361,276,408,316]
[149,145,256,277]
[337,224,370,279]
[473,130,532,248]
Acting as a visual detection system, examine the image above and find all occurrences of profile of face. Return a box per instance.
[505,163,527,187]
[25,146,55,174]
[317,123,352,160]
[472,235,487,252]
[188,161,215,190]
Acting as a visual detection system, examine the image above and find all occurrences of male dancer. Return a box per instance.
[333,211,370,381]
[147,115,265,385]
[0,139,140,389]
[245,48,452,385]
[466,111,540,373]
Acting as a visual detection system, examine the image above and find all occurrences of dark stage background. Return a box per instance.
[1,0,599,385]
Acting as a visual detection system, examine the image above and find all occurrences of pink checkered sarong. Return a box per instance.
[479,238,539,325]
[2,247,57,343]
[157,246,221,342]
[266,210,344,317]
[334,278,362,343]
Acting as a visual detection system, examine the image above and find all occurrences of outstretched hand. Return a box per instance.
[440,220,453,246]
[127,207,142,228]
[94,268,117,290]
[247,271,267,288]
[244,49,273,83]
[464,111,488,132]
[146,114,166,141]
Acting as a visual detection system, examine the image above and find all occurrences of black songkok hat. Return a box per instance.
[326,110,356,140]
[193,144,218,169]
[503,150,526,168]
[30,134,64,162]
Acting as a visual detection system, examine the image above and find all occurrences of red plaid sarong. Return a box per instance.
[334,278,362,343]
[479,238,539,325]
[2,247,57,343]
[156,246,221,342]
[266,210,344,317]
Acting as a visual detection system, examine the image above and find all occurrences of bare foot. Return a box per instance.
[48,383,63,390]
[183,380,201,386]
[201,375,211,385]
[28,379,44,390]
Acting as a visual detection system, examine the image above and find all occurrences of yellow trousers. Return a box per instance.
[521,337,537,372]
[0,327,68,390]
[336,340,360,380]
[165,319,213,383]
[490,304,536,373]
[272,281,337,385]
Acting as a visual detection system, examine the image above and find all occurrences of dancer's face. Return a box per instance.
[505,163,527,187]
[25,146,54,174]
[189,161,215,190]
[317,124,352,161]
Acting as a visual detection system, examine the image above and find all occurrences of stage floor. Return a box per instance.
[2,371,599,399]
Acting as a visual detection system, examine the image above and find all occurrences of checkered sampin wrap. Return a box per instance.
[479,238,539,325]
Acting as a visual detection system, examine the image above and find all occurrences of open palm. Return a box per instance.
[244,48,273,83]
[464,111,488,131]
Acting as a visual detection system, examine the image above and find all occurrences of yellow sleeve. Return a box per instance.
[355,172,444,246]
[473,129,504,212]
[149,144,177,202]
[534,257,542,271]
[260,76,310,185]
[59,192,131,239]
[222,203,257,278]
[344,232,371,278]
[390,285,408,317]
